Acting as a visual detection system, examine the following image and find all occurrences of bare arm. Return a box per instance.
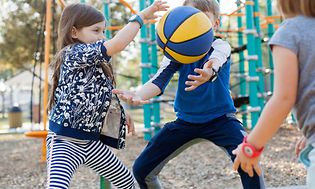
[113,57,177,105]
[135,82,161,100]
[103,21,143,56]
[103,0,168,56]
[247,45,298,149]
[232,45,298,177]
[112,82,160,106]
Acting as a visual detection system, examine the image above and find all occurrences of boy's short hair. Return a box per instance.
[183,0,220,20]
[277,0,315,17]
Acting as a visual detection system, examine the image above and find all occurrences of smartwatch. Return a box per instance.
[128,14,144,28]
[209,68,219,82]
[241,136,264,158]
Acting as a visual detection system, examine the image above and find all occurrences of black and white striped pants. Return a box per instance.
[46,133,135,189]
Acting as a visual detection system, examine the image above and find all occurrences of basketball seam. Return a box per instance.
[164,11,200,51]
[165,47,208,58]
[156,34,165,49]
[164,50,176,62]
[162,12,171,52]
[168,28,213,49]
[167,29,213,56]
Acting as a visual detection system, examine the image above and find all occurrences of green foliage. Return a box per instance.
[0,0,143,89]
[0,0,46,71]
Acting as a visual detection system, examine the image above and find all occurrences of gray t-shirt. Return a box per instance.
[269,16,315,139]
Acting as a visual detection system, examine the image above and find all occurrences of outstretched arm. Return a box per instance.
[185,39,231,91]
[113,57,179,105]
[135,82,161,100]
[112,83,161,106]
[232,45,298,177]
[104,0,169,56]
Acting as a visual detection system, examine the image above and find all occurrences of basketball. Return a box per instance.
[156,6,214,64]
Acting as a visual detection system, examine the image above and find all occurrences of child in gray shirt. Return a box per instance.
[232,0,315,188]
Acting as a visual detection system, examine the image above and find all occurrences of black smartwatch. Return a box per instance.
[128,14,144,28]
[209,68,219,82]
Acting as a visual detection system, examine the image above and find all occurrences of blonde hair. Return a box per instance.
[183,0,220,20]
[277,0,315,18]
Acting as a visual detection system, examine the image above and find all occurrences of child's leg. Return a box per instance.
[85,140,135,189]
[200,114,266,189]
[46,135,85,189]
[133,119,200,189]
[306,143,315,189]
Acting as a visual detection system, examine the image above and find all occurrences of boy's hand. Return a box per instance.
[139,0,169,22]
[112,89,150,106]
[295,136,307,157]
[185,60,214,91]
[232,144,262,177]
[125,112,136,135]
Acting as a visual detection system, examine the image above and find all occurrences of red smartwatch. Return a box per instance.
[241,136,264,158]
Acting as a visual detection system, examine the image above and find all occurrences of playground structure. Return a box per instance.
[218,0,281,128]
[21,0,293,188]
[138,0,283,135]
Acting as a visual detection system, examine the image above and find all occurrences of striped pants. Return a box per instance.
[46,133,135,189]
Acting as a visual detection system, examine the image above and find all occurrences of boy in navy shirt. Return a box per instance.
[114,0,265,188]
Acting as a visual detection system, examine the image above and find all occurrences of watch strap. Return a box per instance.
[129,14,144,28]
[242,136,264,158]
[209,67,219,82]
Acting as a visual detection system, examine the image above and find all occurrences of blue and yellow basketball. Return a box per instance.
[156,6,214,64]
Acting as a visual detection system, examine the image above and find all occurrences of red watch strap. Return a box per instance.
[242,136,264,158]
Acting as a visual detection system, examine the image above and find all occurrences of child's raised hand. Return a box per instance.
[139,0,169,22]
[112,89,150,106]
[185,60,214,91]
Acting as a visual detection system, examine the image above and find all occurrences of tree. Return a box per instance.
[0,0,46,72]
[0,0,139,88]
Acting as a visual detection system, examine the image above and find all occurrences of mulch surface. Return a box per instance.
[0,125,306,189]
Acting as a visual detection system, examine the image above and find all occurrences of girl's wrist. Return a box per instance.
[247,136,264,151]
[138,12,145,21]
[242,136,264,158]
[128,14,144,28]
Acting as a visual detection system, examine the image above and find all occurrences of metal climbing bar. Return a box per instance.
[140,0,153,141]
[103,0,111,39]
[119,0,137,14]
[57,0,66,8]
[266,0,275,92]
[149,0,161,135]
[253,0,265,110]
[235,0,248,127]
[245,0,260,127]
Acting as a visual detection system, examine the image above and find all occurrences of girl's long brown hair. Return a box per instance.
[48,3,115,111]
